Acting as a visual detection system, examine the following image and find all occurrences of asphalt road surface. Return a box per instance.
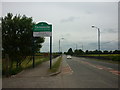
[2,55,119,88]
[60,55,119,88]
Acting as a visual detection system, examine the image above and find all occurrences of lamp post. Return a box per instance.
[59,38,64,54]
[92,25,100,56]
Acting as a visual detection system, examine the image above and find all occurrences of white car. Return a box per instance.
[67,55,72,59]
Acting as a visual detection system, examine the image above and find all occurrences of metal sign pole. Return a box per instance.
[50,36,52,69]
[32,37,35,68]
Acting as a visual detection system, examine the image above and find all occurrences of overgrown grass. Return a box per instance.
[35,56,49,66]
[21,56,49,69]
[49,56,62,73]
[2,56,49,76]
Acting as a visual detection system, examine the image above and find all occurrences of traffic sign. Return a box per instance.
[33,22,52,37]
[32,22,52,69]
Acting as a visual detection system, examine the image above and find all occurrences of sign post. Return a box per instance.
[33,22,52,69]
[50,36,52,69]
[32,38,35,68]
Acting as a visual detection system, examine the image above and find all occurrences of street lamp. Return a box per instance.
[92,25,100,56]
[59,38,64,53]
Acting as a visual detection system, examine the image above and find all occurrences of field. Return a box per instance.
[78,54,120,64]
[82,54,119,57]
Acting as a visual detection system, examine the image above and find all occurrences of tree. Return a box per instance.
[74,49,84,56]
[74,49,79,55]
[78,49,84,54]
[2,13,44,68]
[85,50,89,54]
[103,50,109,54]
[64,52,67,55]
[67,48,73,55]
[113,50,120,54]
[109,51,113,54]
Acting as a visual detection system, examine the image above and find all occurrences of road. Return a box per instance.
[60,55,119,88]
[2,55,119,88]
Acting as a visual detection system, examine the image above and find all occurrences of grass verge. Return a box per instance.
[2,56,49,76]
[49,56,62,73]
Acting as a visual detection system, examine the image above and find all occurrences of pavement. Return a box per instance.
[12,56,61,78]
[2,55,119,88]
[2,56,62,88]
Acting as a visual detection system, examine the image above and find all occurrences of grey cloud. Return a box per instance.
[84,41,118,51]
[102,28,117,33]
[101,41,118,50]
[85,11,93,14]
[107,29,117,33]
[61,16,80,23]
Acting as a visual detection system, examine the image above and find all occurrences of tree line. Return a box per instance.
[64,48,120,56]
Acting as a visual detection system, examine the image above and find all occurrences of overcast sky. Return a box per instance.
[2,1,119,52]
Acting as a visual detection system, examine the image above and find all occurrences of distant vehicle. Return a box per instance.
[67,55,72,59]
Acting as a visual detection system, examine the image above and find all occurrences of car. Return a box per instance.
[67,55,72,59]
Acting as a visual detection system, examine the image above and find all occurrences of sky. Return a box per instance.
[1,1,119,52]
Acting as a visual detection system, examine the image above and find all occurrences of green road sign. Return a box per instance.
[33,22,52,32]
[32,22,53,69]
[33,22,52,37]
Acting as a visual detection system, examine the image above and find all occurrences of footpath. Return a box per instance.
[2,56,63,88]
[13,56,62,78]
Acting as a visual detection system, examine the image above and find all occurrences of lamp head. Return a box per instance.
[92,25,95,28]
